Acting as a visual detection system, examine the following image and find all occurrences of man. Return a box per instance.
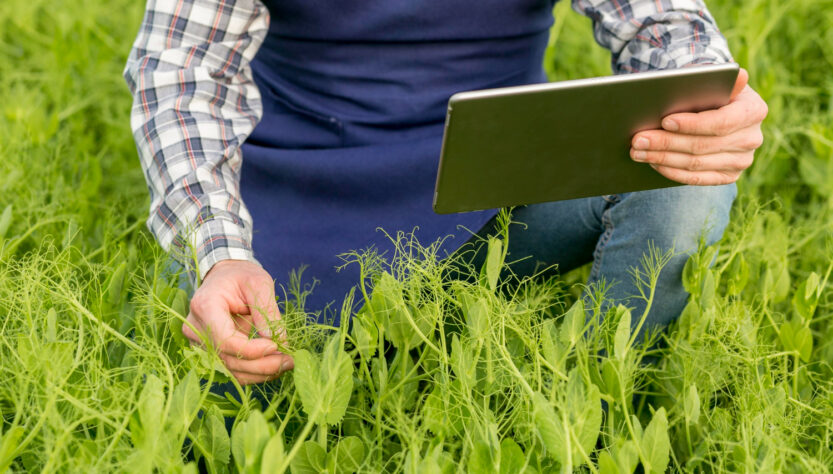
[124,0,767,385]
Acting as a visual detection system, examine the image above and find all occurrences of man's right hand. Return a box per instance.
[182,259,294,385]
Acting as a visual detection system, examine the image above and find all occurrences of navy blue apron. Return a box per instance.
[240,0,556,323]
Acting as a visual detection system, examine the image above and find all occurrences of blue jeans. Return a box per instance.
[465,184,737,337]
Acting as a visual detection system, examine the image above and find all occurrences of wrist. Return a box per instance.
[205,258,262,278]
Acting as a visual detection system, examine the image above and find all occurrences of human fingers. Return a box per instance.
[632,125,764,156]
[188,292,279,360]
[661,84,767,137]
[631,149,753,173]
[730,67,749,100]
[648,164,742,186]
[220,352,294,377]
[237,274,282,340]
[182,313,203,345]
[232,371,282,386]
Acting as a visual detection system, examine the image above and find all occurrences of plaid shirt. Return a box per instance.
[124,0,732,280]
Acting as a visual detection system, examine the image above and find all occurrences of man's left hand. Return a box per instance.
[630,67,768,185]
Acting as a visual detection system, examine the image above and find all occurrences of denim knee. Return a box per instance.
[599,183,737,335]
[620,183,737,254]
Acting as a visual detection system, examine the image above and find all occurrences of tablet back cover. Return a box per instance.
[433,64,739,214]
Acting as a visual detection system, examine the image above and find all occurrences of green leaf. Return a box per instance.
[195,405,230,470]
[613,305,631,360]
[406,444,448,474]
[463,295,489,340]
[46,307,57,342]
[726,254,749,296]
[0,204,12,239]
[138,374,165,441]
[560,299,585,346]
[387,349,419,411]
[763,260,790,304]
[294,335,355,426]
[793,272,821,321]
[260,433,286,474]
[422,387,447,437]
[601,359,622,399]
[467,441,495,473]
[795,326,813,363]
[168,289,189,348]
[293,349,320,419]
[640,408,670,474]
[531,392,568,467]
[106,261,128,306]
[681,255,699,295]
[399,303,435,349]
[597,451,620,474]
[779,319,813,363]
[386,304,416,349]
[0,426,24,472]
[351,315,378,359]
[231,410,272,474]
[366,271,399,329]
[566,370,603,465]
[614,440,639,474]
[677,299,700,336]
[166,370,199,437]
[450,335,476,389]
[369,273,424,349]
[320,336,355,425]
[330,436,366,473]
[290,441,327,474]
[699,270,715,310]
[532,373,602,468]
[540,319,560,365]
[180,462,200,474]
[499,438,525,474]
[485,236,503,291]
[701,246,718,270]
[63,218,78,249]
[684,384,700,425]
[467,423,499,473]
[171,288,189,317]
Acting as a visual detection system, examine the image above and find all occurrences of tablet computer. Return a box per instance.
[433,63,739,214]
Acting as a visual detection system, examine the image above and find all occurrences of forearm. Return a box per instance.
[123,0,270,279]
[572,0,732,73]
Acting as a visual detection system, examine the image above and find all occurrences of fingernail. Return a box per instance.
[634,137,650,149]
[662,118,679,132]
[280,361,293,373]
[632,150,647,161]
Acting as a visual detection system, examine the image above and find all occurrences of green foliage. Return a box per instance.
[292,335,354,426]
[0,0,832,472]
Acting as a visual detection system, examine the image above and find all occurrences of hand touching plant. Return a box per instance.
[182,259,293,385]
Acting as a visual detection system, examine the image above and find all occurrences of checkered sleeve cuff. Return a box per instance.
[186,216,258,280]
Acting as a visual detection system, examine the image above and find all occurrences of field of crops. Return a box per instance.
[1,0,832,472]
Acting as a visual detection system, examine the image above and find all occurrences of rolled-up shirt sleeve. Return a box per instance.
[123,0,269,280]
[571,0,733,73]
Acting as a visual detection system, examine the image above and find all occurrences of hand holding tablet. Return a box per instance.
[433,63,766,214]
[629,68,767,186]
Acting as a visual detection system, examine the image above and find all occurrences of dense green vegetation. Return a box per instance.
[1,0,831,472]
